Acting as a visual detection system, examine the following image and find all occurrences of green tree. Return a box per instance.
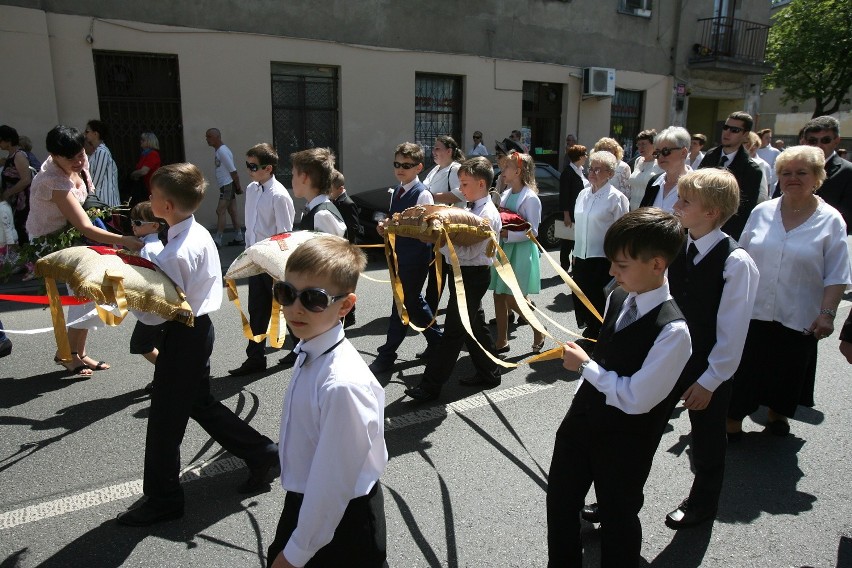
[765,0,852,117]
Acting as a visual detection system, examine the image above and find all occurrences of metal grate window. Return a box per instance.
[92,50,185,201]
[271,63,339,181]
[610,88,644,161]
[415,74,463,170]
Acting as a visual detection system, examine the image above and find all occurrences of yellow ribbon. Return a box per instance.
[45,277,72,362]
[93,270,130,326]
[226,277,287,349]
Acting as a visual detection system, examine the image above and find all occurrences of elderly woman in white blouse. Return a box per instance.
[572,150,629,338]
[637,126,692,213]
[592,138,631,198]
[727,146,851,439]
[627,129,662,210]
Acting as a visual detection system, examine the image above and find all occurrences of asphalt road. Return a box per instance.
[1,244,851,568]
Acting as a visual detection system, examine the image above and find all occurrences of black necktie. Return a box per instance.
[301,205,310,220]
[719,155,729,168]
[687,242,699,267]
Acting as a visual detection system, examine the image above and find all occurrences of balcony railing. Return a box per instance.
[690,16,771,72]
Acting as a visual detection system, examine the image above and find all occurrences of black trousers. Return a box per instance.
[143,315,277,504]
[560,239,574,272]
[661,374,733,513]
[246,272,274,361]
[572,256,611,339]
[547,408,658,568]
[376,261,442,364]
[421,265,499,392]
[266,483,386,568]
[425,255,450,315]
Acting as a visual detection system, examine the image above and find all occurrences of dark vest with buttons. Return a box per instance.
[667,236,739,390]
[569,287,685,434]
[391,181,433,265]
[297,201,344,232]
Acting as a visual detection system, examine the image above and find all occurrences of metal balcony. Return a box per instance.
[689,16,773,75]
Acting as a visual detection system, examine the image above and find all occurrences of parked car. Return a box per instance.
[350,162,563,248]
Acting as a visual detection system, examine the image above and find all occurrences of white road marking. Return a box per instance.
[0,380,556,530]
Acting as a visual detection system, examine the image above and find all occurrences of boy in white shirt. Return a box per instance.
[266,236,387,567]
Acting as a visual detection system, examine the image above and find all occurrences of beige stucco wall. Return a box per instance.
[2,6,673,227]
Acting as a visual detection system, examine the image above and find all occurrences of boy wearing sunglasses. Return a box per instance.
[370,142,443,374]
[128,201,166,379]
[228,143,295,377]
[117,163,280,527]
[267,237,387,568]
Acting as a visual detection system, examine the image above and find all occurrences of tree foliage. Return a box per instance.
[765,0,852,117]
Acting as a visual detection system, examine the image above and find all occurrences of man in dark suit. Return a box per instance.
[698,111,763,240]
[801,116,852,234]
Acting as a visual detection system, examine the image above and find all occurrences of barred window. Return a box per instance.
[415,74,463,170]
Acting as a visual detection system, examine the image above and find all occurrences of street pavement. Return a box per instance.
[1,242,851,567]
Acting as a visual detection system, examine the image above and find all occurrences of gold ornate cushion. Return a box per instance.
[34,245,193,325]
[384,204,495,246]
[225,230,327,282]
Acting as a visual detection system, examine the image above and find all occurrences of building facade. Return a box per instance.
[0,0,770,226]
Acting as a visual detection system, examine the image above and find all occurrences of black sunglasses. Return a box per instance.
[806,135,835,145]
[131,219,159,227]
[721,124,745,134]
[245,161,268,172]
[652,147,683,158]
[393,161,419,170]
[273,281,348,312]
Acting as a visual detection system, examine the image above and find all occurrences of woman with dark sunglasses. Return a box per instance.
[638,126,692,213]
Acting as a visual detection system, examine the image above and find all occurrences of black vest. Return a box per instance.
[668,236,738,384]
[570,287,685,433]
[390,182,432,265]
[297,201,344,232]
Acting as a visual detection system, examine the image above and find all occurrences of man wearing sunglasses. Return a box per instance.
[229,143,295,377]
[800,116,852,234]
[698,111,763,240]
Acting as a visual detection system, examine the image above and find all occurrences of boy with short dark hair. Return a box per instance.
[290,148,346,237]
[228,143,295,376]
[405,156,503,401]
[547,208,692,567]
[117,163,280,527]
[370,142,442,373]
[266,236,387,568]
[663,169,758,528]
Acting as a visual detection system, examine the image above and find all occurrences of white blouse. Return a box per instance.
[627,156,662,211]
[500,185,542,241]
[740,197,851,332]
[422,162,463,203]
[573,182,629,259]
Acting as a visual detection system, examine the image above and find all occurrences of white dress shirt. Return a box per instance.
[757,145,780,186]
[279,324,387,567]
[579,281,692,414]
[500,185,541,241]
[304,194,347,237]
[752,155,771,203]
[573,182,629,259]
[649,170,691,213]
[245,175,295,246]
[157,216,222,316]
[387,178,434,209]
[139,233,164,262]
[440,195,501,266]
[423,162,464,203]
[468,142,489,156]
[686,228,760,392]
[688,151,705,171]
[740,197,851,332]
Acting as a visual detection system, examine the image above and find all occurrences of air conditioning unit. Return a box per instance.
[582,67,616,97]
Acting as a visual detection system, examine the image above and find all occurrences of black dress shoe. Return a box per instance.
[404,385,439,402]
[581,503,600,523]
[238,459,281,494]
[278,351,298,367]
[665,498,716,529]
[117,500,184,527]
[368,358,395,374]
[459,372,501,387]
[0,337,11,358]
[228,358,267,376]
[767,419,790,436]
